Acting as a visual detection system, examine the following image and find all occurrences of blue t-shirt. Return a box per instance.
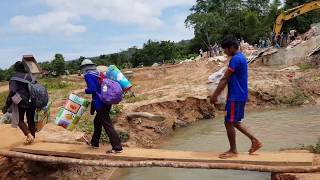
[84,71,105,110]
[227,52,248,102]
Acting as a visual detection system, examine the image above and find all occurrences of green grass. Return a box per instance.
[281,139,320,154]
[298,63,314,71]
[280,90,309,105]
[0,91,8,110]
[38,77,81,103]
[307,139,320,154]
[39,77,75,91]
[110,104,124,117]
[124,95,148,103]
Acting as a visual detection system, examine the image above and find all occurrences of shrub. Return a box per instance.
[307,139,320,154]
[280,90,308,105]
[40,78,73,91]
[298,62,314,71]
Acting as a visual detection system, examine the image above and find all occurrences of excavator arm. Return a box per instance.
[273,0,320,37]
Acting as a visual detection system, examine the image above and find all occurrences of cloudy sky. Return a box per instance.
[0,0,195,68]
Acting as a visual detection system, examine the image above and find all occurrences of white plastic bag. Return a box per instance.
[207,67,228,104]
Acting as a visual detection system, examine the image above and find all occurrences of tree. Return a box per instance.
[245,0,270,16]
[243,11,263,43]
[185,0,292,44]
[185,0,236,48]
[0,69,6,81]
[39,61,52,71]
[265,0,282,27]
[51,54,65,76]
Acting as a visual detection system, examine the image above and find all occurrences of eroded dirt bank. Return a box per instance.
[116,97,215,148]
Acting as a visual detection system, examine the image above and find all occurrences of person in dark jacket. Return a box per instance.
[2,61,36,144]
[80,59,123,153]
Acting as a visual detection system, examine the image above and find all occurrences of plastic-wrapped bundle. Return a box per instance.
[207,67,228,105]
[105,65,132,91]
[55,94,90,130]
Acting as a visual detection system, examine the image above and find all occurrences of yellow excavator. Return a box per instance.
[273,0,320,37]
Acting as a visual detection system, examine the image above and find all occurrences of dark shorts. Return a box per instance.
[225,101,246,123]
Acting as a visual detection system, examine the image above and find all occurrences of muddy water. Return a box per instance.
[118,106,320,180]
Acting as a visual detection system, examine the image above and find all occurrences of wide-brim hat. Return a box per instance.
[80,59,96,67]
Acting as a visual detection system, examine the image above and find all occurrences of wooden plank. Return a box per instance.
[0,125,25,150]
[12,142,314,166]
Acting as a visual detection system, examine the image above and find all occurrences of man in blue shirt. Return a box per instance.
[210,36,262,159]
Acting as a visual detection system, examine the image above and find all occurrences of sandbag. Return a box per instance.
[54,94,90,130]
[105,65,132,91]
[207,67,228,104]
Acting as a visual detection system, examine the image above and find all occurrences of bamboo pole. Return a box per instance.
[0,150,320,173]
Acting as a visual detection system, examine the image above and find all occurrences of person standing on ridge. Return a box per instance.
[80,59,123,153]
[210,36,262,159]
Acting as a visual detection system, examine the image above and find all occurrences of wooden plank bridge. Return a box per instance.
[0,125,319,173]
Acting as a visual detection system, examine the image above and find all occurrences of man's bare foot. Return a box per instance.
[219,151,238,159]
[249,140,262,155]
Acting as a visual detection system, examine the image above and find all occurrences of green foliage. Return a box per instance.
[124,95,148,104]
[0,91,8,110]
[185,0,319,45]
[298,62,314,71]
[40,61,52,71]
[280,90,308,105]
[66,59,81,74]
[308,138,320,154]
[51,54,66,76]
[110,104,124,116]
[0,67,14,82]
[39,78,74,91]
[131,40,182,67]
[283,139,320,154]
[243,11,263,43]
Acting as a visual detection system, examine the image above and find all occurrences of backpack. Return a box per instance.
[87,72,123,104]
[11,75,49,109]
